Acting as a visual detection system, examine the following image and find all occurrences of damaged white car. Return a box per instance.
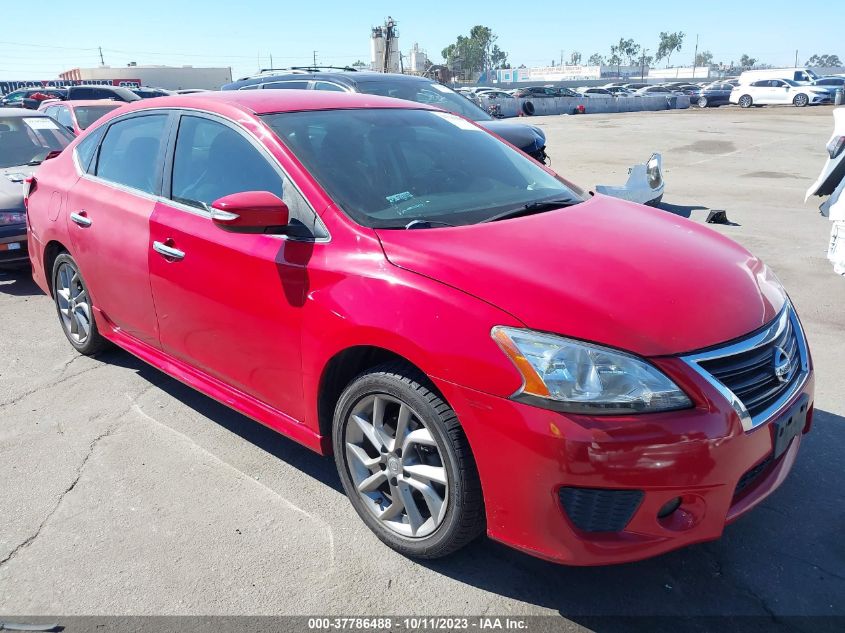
[806,108,845,276]
[595,153,664,206]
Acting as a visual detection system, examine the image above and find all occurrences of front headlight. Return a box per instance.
[646,153,663,189]
[492,327,692,414]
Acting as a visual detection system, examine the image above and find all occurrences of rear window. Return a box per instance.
[75,105,121,130]
[0,115,74,168]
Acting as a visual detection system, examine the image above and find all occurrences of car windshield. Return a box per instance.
[0,115,74,168]
[264,108,584,229]
[74,105,120,130]
[353,80,492,121]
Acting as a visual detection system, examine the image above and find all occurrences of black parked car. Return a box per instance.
[0,108,75,267]
[223,69,548,162]
[697,82,734,108]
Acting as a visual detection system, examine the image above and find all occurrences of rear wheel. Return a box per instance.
[793,93,809,107]
[738,94,753,108]
[52,253,108,355]
[332,362,485,559]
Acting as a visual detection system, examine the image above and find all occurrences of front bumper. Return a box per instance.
[0,223,29,266]
[433,358,814,566]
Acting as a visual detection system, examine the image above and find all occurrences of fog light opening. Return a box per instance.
[657,497,682,519]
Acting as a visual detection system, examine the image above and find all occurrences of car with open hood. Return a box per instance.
[26,91,813,565]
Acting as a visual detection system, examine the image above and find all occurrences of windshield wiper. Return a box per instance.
[482,198,577,223]
[404,219,457,230]
[26,160,43,166]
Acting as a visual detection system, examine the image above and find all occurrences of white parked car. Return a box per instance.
[738,68,819,85]
[730,79,831,107]
[577,87,614,97]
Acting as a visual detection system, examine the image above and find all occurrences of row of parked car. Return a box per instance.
[459,71,845,110]
[0,85,207,110]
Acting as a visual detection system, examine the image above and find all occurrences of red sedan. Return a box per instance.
[38,99,123,135]
[25,91,813,565]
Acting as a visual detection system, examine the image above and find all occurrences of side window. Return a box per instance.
[238,84,260,90]
[170,115,324,237]
[750,80,766,87]
[313,81,346,92]
[261,81,310,90]
[96,114,168,194]
[75,126,105,173]
[56,107,74,130]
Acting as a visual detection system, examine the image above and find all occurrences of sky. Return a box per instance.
[2,0,843,80]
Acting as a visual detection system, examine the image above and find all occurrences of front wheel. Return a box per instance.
[793,93,809,107]
[332,362,485,559]
[738,95,753,108]
[52,253,108,355]
[697,96,709,108]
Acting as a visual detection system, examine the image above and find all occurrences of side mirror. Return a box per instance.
[210,191,290,234]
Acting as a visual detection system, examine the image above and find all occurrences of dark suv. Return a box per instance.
[65,85,141,102]
[222,68,548,162]
[0,87,67,108]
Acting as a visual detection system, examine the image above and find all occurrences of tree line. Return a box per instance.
[438,25,842,77]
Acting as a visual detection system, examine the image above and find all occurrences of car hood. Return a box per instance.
[477,120,546,153]
[375,195,785,357]
[0,165,34,212]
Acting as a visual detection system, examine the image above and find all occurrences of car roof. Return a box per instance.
[225,70,435,90]
[104,89,438,117]
[0,107,50,117]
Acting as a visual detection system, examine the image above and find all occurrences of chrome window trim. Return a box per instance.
[681,303,810,432]
[72,106,330,244]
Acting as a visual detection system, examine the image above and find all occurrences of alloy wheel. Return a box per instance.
[55,261,91,344]
[344,393,449,538]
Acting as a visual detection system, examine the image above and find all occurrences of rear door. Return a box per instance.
[148,112,328,420]
[65,111,171,347]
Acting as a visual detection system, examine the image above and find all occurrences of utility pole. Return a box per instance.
[640,49,649,81]
[560,49,563,66]
[98,46,105,66]
[795,50,799,67]
[313,50,318,67]
[270,53,273,68]
[692,34,699,78]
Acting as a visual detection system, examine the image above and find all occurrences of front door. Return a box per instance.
[66,112,170,347]
[148,113,323,420]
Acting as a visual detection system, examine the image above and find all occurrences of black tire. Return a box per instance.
[51,253,108,355]
[697,96,708,108]
[793,93,809,107]
[522,100,535,116]
[738,94,753,108]
[332,361,485,559]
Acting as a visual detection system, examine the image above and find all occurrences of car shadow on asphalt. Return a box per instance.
[0,268,42,297]
[99,348,343,494]
[657,202,708,218]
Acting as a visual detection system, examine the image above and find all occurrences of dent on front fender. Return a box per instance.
[595,153,665,206]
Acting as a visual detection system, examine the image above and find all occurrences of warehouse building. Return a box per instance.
[59,64,232,90]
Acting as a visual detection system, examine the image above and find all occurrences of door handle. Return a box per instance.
[152,240,185,260]
[70,211,92,227]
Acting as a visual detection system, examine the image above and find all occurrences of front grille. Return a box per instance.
[559,487,644,532]
[696,310,803,420]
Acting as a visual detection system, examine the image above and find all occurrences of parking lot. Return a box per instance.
[1,105,843,626]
